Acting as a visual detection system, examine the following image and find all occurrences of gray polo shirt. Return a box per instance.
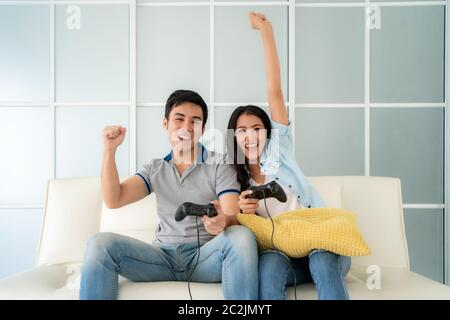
[135,145,240,245]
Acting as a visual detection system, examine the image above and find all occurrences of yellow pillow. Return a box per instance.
[237,207,371,258]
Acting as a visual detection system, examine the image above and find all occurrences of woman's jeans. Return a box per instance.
[259,249,351,300]
[79,225,259,300]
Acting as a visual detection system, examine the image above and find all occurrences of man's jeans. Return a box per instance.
[259,249,351,300]
[79,225,259,300]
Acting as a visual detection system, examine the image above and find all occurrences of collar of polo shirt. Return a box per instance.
[163,143,208,164]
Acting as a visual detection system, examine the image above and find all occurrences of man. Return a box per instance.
[79,90,258,300]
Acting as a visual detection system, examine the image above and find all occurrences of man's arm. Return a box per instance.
[102,126,148,209]
[203,195,240,235]
[218,193,240,226]
[202,158,242,234]
[250,12,289,125]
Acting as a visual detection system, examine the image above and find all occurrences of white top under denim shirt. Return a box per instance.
[258,120,326,208]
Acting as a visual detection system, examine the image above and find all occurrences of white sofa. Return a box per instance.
[1,176,450,300]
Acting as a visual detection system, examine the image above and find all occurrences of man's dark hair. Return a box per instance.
[165,90,208,127]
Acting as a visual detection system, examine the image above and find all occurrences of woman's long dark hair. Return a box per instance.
[226,105,272,191]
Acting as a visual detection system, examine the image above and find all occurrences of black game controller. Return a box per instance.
[247,181,287,203]
[175,202,218,222]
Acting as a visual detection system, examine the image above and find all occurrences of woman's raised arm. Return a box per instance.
[249,12,289,125]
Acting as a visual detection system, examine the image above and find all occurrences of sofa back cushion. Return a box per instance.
[37,177,103,265]
[100,193,157,244]
[310,176,408,269]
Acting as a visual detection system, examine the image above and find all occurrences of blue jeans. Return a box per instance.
[259,249,351,300]
[79,225,259,300]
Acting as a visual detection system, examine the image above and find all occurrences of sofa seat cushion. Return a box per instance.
[1,264,450,300]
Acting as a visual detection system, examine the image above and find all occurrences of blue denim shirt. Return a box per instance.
[259,120,326,208]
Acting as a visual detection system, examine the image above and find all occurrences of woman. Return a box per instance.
[226,12,351,300]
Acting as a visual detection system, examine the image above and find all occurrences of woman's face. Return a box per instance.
[235,113,268,164]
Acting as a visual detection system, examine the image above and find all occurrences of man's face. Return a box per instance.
[163,102,205,154]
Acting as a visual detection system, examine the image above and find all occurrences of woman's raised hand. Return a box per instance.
[249,11,270,31]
